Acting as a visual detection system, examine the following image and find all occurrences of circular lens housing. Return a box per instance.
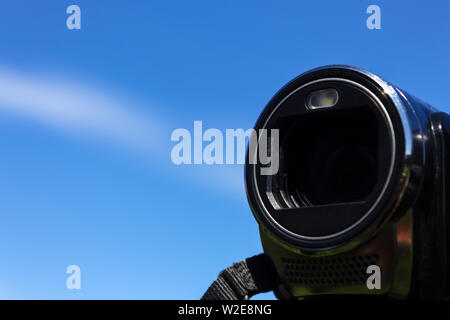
[245,66,412,251]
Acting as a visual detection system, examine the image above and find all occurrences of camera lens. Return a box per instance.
[246,66,423,250]
[319,144,376,201]
[283,107,378,205]
[246,71,402,243]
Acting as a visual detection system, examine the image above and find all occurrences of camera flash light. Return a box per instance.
[306,88,339,109]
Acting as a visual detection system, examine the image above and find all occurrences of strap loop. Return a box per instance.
[201,253,280,300]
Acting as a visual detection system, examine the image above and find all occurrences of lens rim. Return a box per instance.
[245,65,424,254]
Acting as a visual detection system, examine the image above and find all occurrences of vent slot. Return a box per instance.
[282,254,379,286]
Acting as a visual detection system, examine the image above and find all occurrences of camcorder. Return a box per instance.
[242,65,450,299]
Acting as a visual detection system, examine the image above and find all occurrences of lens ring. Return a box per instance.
[251,77,397,242]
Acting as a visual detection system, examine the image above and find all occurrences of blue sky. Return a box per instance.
[0,0,448,299]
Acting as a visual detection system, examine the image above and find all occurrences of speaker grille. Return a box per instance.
[282,254,379,286]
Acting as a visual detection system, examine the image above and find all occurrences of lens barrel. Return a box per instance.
[245,65,427,252]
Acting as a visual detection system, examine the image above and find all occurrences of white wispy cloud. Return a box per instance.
[0,67,244,197]
[0,68,165,153]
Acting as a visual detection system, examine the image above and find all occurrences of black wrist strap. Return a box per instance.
[201,253,281,300]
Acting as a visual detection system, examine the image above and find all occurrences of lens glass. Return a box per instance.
[275,106,378,206]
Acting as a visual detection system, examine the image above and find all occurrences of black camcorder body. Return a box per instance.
[245,65,450,299]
